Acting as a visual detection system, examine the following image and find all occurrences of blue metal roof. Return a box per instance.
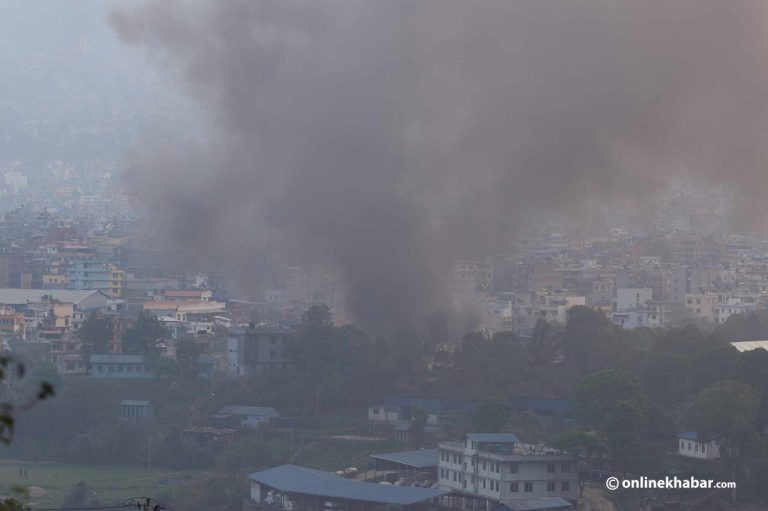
[467,433,520,443]
[381,396,571,416]
[216,405,280,417]
[493,497,573,511]
[383,396,475,414]
[506,397,572,414]
[248,465,448,505]
[677,431,699,440]
[90,354,145,363]
[370,449,438,468]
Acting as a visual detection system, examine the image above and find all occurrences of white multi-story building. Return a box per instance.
[714,293,760,324]
[615,288,653,312]
[438,433,577,509]
[612,305,664,329]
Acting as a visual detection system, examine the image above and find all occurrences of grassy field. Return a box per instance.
[0,461,207,508]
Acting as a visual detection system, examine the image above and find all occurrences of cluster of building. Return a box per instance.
[249,433,577,511]
[460,231,768,335]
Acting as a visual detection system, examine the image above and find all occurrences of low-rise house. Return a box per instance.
[90,354,154,379]
[368,396,475,426]
[56,353,87,375]
[161,289,213,302]
[120,400,154,418]
[677,432,720,460]
[213,405,280,429]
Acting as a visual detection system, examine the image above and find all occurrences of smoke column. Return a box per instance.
[110,0,768,332]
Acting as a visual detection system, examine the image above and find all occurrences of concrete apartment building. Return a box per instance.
[227,323,294,376]
[438,433,577,509]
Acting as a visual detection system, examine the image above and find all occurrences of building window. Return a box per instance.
[547,463,556,473]
[509,463,519,473]
[372,408,380,415]
[482,478,486,489]
[547,482,555,492]
[561,463,571,472]
[510,482,519,492]
[562,482,570,492]
[524,483,533,493]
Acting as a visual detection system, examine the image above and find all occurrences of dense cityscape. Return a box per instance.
[2,2,768,511]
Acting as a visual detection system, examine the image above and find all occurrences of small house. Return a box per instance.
[120,400,154,418]
[677,432,720,460]
[213,405,280,429]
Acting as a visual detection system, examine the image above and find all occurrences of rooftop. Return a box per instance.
[214,405,280,418]
[90,354,145,363]
[248,465,448,505]
[729,340,768,352]
[493,497,573,511]
[0,289,107,306]
[370,449,438,468]
[467,433,520,443]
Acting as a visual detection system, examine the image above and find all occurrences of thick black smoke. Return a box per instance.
[111,0,768,332]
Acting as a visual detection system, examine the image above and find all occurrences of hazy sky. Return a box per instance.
[23,0,767,332]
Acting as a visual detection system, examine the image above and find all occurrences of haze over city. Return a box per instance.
[0,2,768,511]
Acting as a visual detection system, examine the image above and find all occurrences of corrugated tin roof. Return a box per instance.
[248,465,448,505]
[90,354,145,363]
[467,433,520,443]
[729,340,768,352]
[0,289,107,306]
[370,449,438,468]
[120,400,151,406]
[216,405,280,417]
[494,497,573,511]
[677,431,698,440]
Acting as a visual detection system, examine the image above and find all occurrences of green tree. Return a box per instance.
[471,397,511,433]
[61,482,100,508]
[0,355,55,511]
[683,380,765,502]
[77,312,113,355]
[121,312,168,356]
[574,370,650,475]
[548,431,607,497]
[301,305,333,332]
[176,340,203,379]
[410,407,428,448]
[564,306,626,373]
[420,312,449,368]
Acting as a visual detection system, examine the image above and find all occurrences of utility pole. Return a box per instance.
[289,419,294,463]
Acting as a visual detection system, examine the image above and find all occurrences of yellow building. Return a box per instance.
[108,265,125,299]
[43,274,69,288]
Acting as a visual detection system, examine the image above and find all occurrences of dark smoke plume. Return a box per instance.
[111,0,768,333]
